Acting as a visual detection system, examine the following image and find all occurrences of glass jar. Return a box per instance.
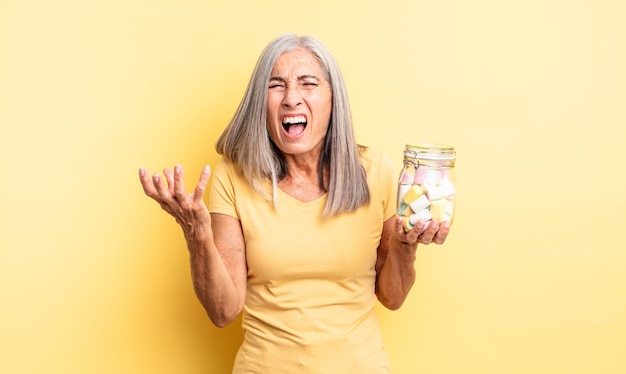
[397,143,456,232]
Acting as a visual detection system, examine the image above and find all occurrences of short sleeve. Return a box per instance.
[208,158,239,219]
[379,152,398,221]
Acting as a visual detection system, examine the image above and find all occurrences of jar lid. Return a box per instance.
[405,142,456,161]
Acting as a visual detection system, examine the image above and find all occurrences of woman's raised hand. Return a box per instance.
[138,165,212,237]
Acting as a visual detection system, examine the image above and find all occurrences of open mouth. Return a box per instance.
[282,115,307,136]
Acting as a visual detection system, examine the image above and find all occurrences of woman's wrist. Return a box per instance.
[392,237,418,257]
[182,221,213,251]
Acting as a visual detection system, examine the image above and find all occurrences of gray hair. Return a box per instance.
[215,33,369,218]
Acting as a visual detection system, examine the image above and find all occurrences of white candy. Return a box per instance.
[422,178,437,190]
[425,177,455,200]
[424,169,442,182]
[409,209,432,225]
[409,194,430,213]
[398,184,411,203]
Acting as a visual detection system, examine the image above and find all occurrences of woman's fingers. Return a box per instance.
[418,220,438,245]
[393,219,450,246]
[137,166,176,205]
[394,217,407,240]
[193,165,211,203]
[152,172,172,200]
[394,217,421,245]
[138,168,158,198]
[173,165,188,202]
[139,165,210,207]
[432,221,450,245]
[139,165,213,233]
[163,167,176,195]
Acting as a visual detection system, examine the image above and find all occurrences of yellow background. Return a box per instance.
[2,0,625,373]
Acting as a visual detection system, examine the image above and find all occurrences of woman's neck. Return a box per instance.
[278,153,328,202]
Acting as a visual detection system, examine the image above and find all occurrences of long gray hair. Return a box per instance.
[215,33,369,218]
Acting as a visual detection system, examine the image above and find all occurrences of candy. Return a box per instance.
[402,185,424,205]
[409,194,430,213]
[397,166,455,232]
[425,177,455,200]
[422,172,438,188]
[398,143,456,232]
[403,216,414,232]
[430,199,454,221]
[397,202,413,216]
[400,171,413,184]
[398,184,411,204]
[409,209,432,225]
[424,169,442,181]
[414,169,427,185]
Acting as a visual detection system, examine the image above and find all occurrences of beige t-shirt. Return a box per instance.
[209,147,397,374]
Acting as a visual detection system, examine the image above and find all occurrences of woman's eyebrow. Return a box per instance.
[298,75,319,80]
[269,75,319,81]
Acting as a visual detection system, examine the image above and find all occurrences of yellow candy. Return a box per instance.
[402,185,424,204]
[430,199,453,221]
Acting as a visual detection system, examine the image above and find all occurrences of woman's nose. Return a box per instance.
[282,86,302,108]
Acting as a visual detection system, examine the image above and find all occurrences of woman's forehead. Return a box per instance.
[271,49,323,76]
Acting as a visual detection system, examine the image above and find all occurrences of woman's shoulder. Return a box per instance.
[359,145,395,173]
[212,157,269,197]
[213,157,244,174]
[211,157,247,185]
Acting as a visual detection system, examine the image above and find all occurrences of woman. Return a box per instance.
[139,33,449,373]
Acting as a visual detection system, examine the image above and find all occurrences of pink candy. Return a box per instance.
[397,166,455,232]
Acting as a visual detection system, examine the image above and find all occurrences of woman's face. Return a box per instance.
[266,48,332,159]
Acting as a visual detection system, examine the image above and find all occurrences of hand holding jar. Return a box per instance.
[397,143,456,233]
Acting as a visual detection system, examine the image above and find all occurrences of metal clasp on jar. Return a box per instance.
[403,149,420,170]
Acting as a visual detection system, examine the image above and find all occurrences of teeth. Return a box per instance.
[282,116,306,124]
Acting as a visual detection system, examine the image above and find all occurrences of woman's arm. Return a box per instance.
[139,165,246,327]
[375,217,450,310]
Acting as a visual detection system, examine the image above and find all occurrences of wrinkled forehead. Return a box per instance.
[271,48,330,81]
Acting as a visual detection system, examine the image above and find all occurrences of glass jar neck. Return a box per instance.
[404,143,456,169]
